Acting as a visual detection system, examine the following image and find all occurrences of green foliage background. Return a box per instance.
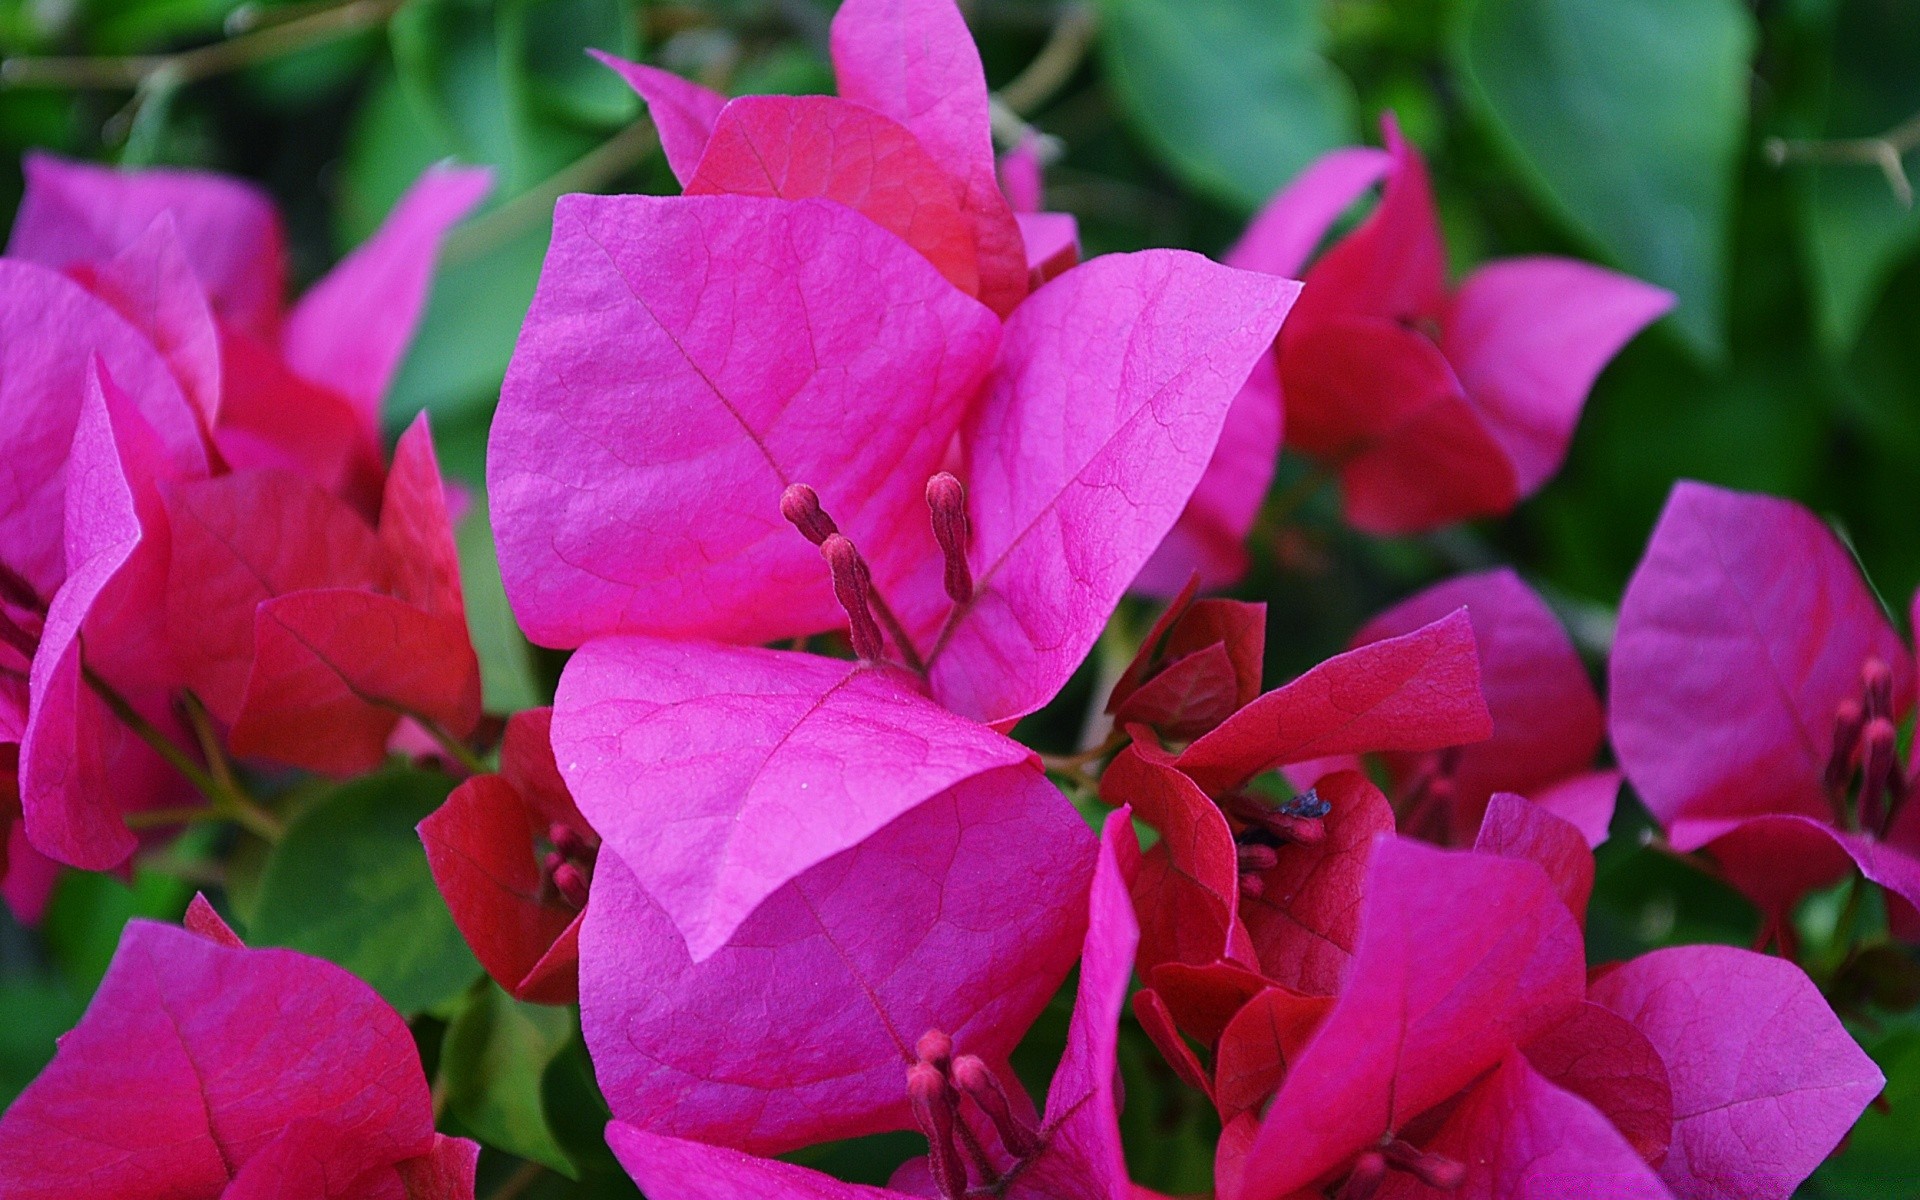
[2,0,1918,1194]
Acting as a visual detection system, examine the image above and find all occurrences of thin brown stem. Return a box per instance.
[996,3,1097,115]
[1766,110,1920,209]
[0,0,403,91]
[417,717,490,776]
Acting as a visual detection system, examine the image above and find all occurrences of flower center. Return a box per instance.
[1222,787,1329,897]
[907,1028,1048,1199]
[779,475,976,677]
[1337,1137,1466,1198]
[1825,657,1908,836]
[540,821,597,910]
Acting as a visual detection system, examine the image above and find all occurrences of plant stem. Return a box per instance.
[418,717,490,776]
[997,2,1097,115]
[0,0,405,91]
[444,120,662,265]
[1767,109,1920,209]
[483,1161,546,1200]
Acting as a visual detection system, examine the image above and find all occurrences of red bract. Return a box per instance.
[1106,575,1265,743]
[0,897,477,1198]
[164,416,480,776]
[1100,610,1489,1057]
[9,153,488,511]
[598,0,1029,317]
[1265,119,1671,535]
[419,708,593,1004]
[1611,481,1920,943]
[1349,567,1617,846]
[602,809,1148,1200]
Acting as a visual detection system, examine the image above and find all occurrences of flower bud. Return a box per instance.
[780,483,838,546]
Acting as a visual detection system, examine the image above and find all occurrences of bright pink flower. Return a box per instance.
[1347,567,1618,846]
[1099,610,1490,1054]
[601,808,1144,1200]
[0,263,208,876]
[1611,481,1920,944]
[1257,119,1671,536]
[1105,576,1265,743]
[0,896,478,1198]
[9,153,488,511]
[596,0,1027,317]
[562,636,1094,1152]
[419,708,593,1005]
[163,416,480,777]
[491,192,1296,727]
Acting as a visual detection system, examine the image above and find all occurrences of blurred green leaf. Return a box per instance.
[458,495,543,713]
[1457,0,1756,357]
[0,974,83,1105]
[1095,0,1356,212]
[510,0,641,128]
[41,859,194,994]
[251,769,480,1014]
[442,979,577,1176]
[1789,0,1920,353]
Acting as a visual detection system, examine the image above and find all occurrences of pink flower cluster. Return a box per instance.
[0,0,1894,1196]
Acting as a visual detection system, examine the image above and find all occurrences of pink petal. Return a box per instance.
[591,52,728,186]
[0,920,434,1195]
[1591,945,1884,1200]
[1686,813,1920,935]
[829,0,1027,316]
[553,636,1036,960]
[1373,1050,1673,1200]
[77,212,223,426]
[1178,609,1491,795]
[608,1124,903,1200]
[1530,769,1622,849]
[1135,351,1284,597]
[10,151,286,340]
[21,367,193,871]
[1473,792,1595,926]
[283,164,490,429]
[1356,568,1603,842]
[688,94,984,299]
[184,892,245,948]
[1225,147,1391,279]
[1004,809,1139,1200]
[579,767,1093,1153]
[1016,212,1080,288]
[0,261,203,598]
[1287,116,1445,331]
[1111,592,1266,722]
[379,415,465,620]
[1444,258,1671,496]
[1240,771,1396,996]
[1132,988,1214,1100]
[919,251,1298,725]
[490,194,1000,649]
[1522,1002,1674,1165]
[164,469,388,723]
[1282,315,1519,534]
[1610,482,1913,836]
[213,324,384,509]
[1000,136,1045,214]
[1237,839,1588,1200]
[228,589,481,775]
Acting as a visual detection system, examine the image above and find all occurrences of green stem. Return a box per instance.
[418,717,490,776]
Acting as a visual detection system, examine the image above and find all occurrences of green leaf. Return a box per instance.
[458,494,543,713]
[1456,0,1756,357]
[1095,0,1357,212]
[442,980,578,1177]
[508,0,641,129]
[1791,0,1920,353]
[41,857,194,995]
[250,769,480,1014]
[0,976,85,1105]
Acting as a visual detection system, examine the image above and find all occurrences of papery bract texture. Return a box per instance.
[0,917,473,1198]
[1590,945,1883,1200]
[579,770,1093,1154]
[914,251,1298,725]
[490,194,999,649]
